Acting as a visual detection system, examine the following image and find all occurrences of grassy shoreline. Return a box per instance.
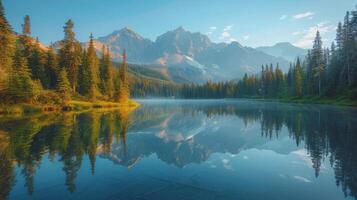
[0,100,140,116]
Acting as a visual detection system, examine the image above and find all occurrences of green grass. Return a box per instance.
[0,104,44,115]
[0,100,140,117]
[67,100,139,110]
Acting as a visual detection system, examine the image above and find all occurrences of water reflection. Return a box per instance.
[0,100,357,200]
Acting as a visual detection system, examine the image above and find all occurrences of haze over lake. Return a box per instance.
[1,100,357,200]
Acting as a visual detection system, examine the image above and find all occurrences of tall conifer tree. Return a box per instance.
[87,33,99,101]
[59,19,82,92]
[294,58,303,97]
[22,15,31,36]
[118,50,130,102]
[311,31,325,95]
[45,47,60,89]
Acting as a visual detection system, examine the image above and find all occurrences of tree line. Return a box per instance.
[0,1,130,105]
[172,5,357,100]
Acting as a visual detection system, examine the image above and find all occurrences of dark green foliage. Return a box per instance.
[59,19,82,92]
[86,34,100,101]
[77,34,100,101]
[6,45,38,103]
[57,68,71,101]
[294,58,303,97]
[99,46,114,98]
[181,81,238,99]
[78,49,91,96]
[28,42,47,87]
[117,50,130,102]
[44,47,60,89]
[311,31,325,95]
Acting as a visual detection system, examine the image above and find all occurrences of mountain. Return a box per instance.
[197,42,290,80]
[153,27,212,59]
[65,27,293,83]
[97,27,153,63]
[256,42,307,62]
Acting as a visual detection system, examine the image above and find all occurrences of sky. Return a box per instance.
[3,0,356,48]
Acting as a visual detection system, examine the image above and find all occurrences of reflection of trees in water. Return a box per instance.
[0,109,133,197]
[195,103,357,198]
[132,102,357,198]
[0,131,15,200]
[0,103,356,198]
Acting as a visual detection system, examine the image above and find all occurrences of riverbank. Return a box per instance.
[0,100,140,116]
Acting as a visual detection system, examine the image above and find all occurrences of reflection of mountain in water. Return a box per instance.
[102,101,357,198]
[1,100,357,199]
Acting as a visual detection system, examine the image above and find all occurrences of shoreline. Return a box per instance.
[137,97,357,107]
[236,96,357,107]
[0,100,140,116]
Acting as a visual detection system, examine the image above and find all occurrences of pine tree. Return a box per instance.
[22,15,31,36]
[287,64,295,96]
[294,58,303,97]
[86,33,100,101]
[99,46,114,98]
[336,22,344,51]
[275,64,284,97]
[59,19,82,92]
[311,31,325,96]
[326,42,338,95]
[342,12,352,87]
[106,47,114,99]
[350,6,357,86]
[77,49,90,96]
[45,47,60,89]
[7,45,36,103]
[117,50,130,103]
[28,41,47,87]
[0,0,15,90]
[57,68,71,101]
[99,45,106,93]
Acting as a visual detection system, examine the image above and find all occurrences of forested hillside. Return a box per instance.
[0,1,132,107]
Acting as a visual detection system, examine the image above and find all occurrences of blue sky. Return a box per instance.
[3,0,356,48]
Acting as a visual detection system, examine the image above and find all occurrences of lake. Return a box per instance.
[1,99,357,200]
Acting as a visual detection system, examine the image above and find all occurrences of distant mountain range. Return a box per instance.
[256,42,307,62]
[80,27,306,83]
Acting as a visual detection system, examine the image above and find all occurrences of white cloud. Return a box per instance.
[293,11,315,20]
[223,24,234,32]
[243,35,250,41]
[280,15,287,20]
[293,21,333,48]
[209,26,217,30]
[219,25,236,42]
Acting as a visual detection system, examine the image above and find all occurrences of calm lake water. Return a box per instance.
[1,99,357,200]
